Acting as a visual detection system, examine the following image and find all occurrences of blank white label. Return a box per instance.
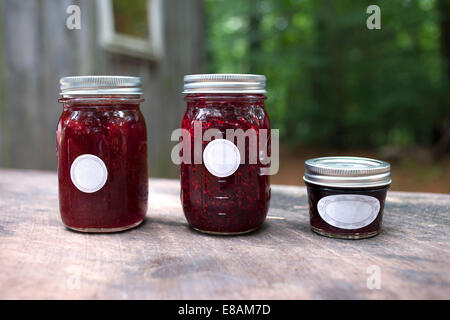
[70,154,108,193]
[317,194,380,229]
[203,139,241,178]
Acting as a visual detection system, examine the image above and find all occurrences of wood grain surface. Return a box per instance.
[0,169,449,299]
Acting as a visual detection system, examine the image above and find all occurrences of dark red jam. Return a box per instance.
[57,96,148,232]
[181,94,271,234]
[305,182,389,239]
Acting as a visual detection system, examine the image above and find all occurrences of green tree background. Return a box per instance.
[206,0,450,152]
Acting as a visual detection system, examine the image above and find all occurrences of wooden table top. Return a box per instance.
[0,169,449,299]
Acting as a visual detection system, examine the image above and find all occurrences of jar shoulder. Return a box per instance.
[182,102,269,130]
[56,107,147,139]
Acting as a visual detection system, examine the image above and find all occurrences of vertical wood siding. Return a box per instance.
[0,0,205,177]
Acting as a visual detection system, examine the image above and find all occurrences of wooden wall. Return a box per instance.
[0,0,205,177]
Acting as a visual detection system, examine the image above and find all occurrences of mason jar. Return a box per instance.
[304,156,391,239]
[180,74,271,235]
[57,76,148,232]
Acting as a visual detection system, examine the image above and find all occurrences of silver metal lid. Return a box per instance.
[303,156,391,188]
[183,74,267,94]
[60,76,143,96]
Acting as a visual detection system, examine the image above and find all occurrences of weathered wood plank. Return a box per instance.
[0,169,449,299]
[3,0,42,169]
[0,0,7,167]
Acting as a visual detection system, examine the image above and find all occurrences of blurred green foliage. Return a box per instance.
[206,0,450,149]
[113,0,149,38]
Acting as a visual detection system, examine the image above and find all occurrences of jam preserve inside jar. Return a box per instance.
[181,74,271,235]
[303,157,391,239]
[57,76,148,232]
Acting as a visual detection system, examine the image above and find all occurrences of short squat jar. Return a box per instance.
[181,74,271,235]
[304,157,391,239]
[57,76,148,232]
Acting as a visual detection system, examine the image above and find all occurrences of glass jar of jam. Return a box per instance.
[57,76,148,232]
[303,157,391,239]
[180,74,271,235]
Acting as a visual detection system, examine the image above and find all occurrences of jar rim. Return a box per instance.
[58,96,144,106]
[303,156,392,188]
[60,76,143,96]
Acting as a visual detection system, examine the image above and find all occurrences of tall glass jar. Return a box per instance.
[181,74,271,235]
[57,76,148,232]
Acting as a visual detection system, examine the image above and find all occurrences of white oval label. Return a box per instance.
[70,154,108,193]
[203,139,241,177]
[317,194,380,230]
